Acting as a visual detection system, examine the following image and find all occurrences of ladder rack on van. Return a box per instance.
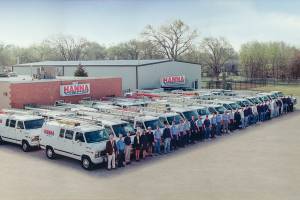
[0,109,34,116]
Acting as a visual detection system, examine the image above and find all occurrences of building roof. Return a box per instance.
[13,59,171,67]
[0,75,119,83]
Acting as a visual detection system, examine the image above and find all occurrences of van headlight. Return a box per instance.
[94,151,101,158]
[31,136,39,142]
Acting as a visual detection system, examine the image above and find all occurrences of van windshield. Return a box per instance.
[112,123,135,137]
[197,108,210,116]
[242,100,254,106]
[85,130,108,143]
[229,103,241,110]
[24,119,44,129]
[144,119,164,130]
[222,104,232,110]
[215,106,226,114]
[166,115,181,125]
[182,111,199,121]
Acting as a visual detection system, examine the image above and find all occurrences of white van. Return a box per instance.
[0,113,44,151]
[40,118,108,170]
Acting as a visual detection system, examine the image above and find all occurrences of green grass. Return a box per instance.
[251,85,300,97]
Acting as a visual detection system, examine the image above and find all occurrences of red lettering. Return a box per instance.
[44,129,54,136]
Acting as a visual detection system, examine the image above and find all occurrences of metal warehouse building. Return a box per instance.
[13,60,201,91]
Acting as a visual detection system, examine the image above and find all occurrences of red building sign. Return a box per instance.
[161,75,186,87]
[60,82,90,97]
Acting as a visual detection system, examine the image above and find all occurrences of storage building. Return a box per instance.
[0,76,122,109]
[12,60,201,91]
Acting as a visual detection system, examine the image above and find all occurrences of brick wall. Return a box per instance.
[10,77,122,108]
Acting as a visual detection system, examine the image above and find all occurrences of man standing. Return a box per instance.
[216,112,222,136]
[204,115,211,139]
[229,110,234,131]
[106,134,117,170]
[153,125,162,155]
[170,121,178,150]
[124,132,132,165]
[222,111,229,134]
[243,107,248,128]
[196,115,203,141]
[234,110,241,130]
[162,121,172,154]
[190,116,197,143]
[211,113,217,138]
[140,130,148,159]
[116,134,125,167]
[183,119,190,146]
[146,127,154,157]
[178,119,185,147]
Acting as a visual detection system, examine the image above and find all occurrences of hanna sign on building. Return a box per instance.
[60,82,90,97]
[161,75,186,87]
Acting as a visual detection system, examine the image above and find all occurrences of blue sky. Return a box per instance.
[0,0,300,50]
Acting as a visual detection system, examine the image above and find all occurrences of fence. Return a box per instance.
[201,79,300,90]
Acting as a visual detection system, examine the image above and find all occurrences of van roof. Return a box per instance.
[0,114,43,121]
[46,120,103,132]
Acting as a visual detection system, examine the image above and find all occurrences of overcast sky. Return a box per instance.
[0,0,300,50]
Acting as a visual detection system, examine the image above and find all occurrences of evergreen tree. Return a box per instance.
[74,64,88,77]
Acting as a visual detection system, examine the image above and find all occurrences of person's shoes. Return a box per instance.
[107,168,111,171]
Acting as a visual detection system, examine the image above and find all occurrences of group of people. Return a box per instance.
[105,96,295,170]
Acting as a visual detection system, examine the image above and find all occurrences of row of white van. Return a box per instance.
[0,90,294,170]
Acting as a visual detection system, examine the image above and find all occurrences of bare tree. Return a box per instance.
[142,20,198,60]
[200,37,235,80]
[46,34,88,61]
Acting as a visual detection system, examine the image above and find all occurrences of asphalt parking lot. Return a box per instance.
[0,110,300,200]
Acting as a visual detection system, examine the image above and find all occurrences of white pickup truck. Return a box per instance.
[0,113,44,151]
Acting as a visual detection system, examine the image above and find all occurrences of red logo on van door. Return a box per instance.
[44,129,54,136]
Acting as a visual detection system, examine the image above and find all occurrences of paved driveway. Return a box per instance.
[0,111,299,200]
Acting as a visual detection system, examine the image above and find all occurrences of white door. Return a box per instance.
[63,130,75,158]
[5,119,18,144]
[73,132,86,159]
[16,121,25,144]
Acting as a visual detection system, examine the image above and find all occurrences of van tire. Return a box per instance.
[46,146,55,159]
[22,141,30,152]
[0,136,3,145]
[81,156,93,170]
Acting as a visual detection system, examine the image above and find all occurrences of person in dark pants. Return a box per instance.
[178,119,185,147]
[140,130,148,159]
[146,127,154,157]
[116,134,125,167]
[234,110,241,130]
[211,113,217,138]
[203,115,211,140]
[190,116,197,143]
[133,131,141,161]
[229,110,234,131]
[170,121,178,150]
[196,115,203,141]
[183,119,190,146]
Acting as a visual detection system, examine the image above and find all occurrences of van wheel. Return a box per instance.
[22,141,30,152]
[81,156,93,170]
[0,136,3,145]
[46,147,55,159]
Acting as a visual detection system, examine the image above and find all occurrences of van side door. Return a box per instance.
[64,130,75,158]
[7,119,18,144]
[73,132,85,158]
[16,121,25,144]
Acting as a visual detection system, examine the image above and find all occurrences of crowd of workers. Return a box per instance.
[105,96,295,170]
